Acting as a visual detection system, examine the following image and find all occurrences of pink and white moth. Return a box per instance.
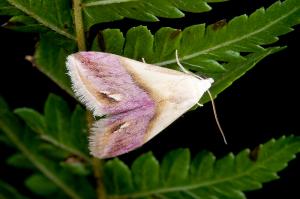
[66,52,213,158]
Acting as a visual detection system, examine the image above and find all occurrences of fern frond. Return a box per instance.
[103,136,300,199]
[0,180,29,199]
[0,0,21,15]
[201,46,283,102]
[81,0,227,29]
[24,174,59,196]
[156,0,300,69]
[14,94,90,162]
[2,15,47,32]
[34,32,76,95]
[1,0,226,38]
[93,0,300,72]
[0,97,95,199]
[6,153,34,169]
[4,0,75,39]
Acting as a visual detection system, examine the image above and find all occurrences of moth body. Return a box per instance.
[66,52,212,158]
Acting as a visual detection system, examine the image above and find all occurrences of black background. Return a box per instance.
[0,0,300,198]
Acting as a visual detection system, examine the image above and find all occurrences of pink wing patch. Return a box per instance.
[90,106,155,158]
[67,52,155,158]
[67,52,154,116]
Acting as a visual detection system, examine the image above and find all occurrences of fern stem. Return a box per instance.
[93,158,107,199]
[73,0,105,196]
[73,0,86,51]
[87,112,107,199]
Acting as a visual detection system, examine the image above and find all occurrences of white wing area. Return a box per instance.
[120,57,213,141]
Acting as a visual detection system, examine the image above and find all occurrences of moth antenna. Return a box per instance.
[175,50,191,75]
[175,50,228,145]
[206,90,228,145]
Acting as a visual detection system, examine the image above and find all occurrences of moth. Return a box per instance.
[66,52,213,158]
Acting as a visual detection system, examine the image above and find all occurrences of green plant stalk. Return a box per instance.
[87,112,107,199]
[73,0,86,51]
[92,158,107,199]
[73,1,106,197]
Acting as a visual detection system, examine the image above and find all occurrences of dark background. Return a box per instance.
[1,0,300,198]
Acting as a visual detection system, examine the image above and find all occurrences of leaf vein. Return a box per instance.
[83,0,138,7]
